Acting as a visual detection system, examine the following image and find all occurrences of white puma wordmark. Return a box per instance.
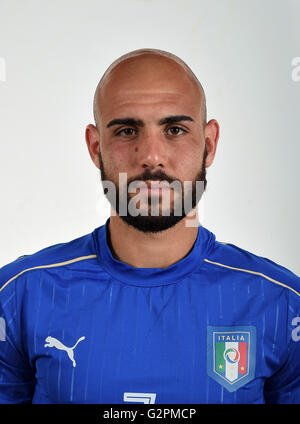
[44,336,85,367]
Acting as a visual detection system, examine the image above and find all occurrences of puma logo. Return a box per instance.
[44,336,85,367]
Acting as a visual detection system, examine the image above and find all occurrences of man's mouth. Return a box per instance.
[138,180,171,194]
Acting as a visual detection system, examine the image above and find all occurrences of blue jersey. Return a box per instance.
[0,217,300,404]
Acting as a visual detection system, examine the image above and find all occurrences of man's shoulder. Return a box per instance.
[0,229,97,295]
[206,238,300,298]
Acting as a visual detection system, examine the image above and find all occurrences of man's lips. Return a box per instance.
[137,180,171,192]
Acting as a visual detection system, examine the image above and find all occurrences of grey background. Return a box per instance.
[0,0,299,274]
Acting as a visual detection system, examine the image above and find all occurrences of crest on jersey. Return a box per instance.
[207,326,256,392]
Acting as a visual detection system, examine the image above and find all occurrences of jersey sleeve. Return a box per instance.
[0,270,35,403]
[264,289,300,404]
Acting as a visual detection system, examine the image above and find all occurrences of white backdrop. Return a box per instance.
[0,0,299,274]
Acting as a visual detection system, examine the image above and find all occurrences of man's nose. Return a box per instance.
[135,131,166,169]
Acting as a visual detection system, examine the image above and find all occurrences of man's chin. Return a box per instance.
[119,214,186,233]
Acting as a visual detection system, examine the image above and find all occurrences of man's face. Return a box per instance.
[95,55,211,232]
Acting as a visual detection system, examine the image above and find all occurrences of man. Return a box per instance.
[0,48,300,404]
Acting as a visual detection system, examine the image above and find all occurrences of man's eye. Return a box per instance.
[166,126,186,136]
[116,128,137,136]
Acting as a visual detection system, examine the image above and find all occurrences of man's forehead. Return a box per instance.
[103,88,200,106]
[100,91,201,126]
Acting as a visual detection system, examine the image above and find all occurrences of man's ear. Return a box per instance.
[85,124,101,169]
[203,119,220,168]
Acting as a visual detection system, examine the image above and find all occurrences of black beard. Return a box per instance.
[99,148,207,233]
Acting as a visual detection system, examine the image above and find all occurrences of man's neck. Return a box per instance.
[107,209,199,269]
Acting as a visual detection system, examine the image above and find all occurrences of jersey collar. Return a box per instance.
[92,217,215,287]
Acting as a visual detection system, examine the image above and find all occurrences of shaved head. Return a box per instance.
[93,48,207,129]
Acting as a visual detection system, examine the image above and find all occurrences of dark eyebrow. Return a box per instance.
[106,118,144,128]
[158,115,194,125]
[106,115,194,129]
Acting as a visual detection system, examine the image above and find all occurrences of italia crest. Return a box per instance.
[207,326,256,392]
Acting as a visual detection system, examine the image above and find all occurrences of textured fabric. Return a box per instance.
[0,217,300,404]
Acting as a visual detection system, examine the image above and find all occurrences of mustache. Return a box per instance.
[126,169,176,186]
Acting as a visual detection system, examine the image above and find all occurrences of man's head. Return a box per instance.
[86,48,219,232]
